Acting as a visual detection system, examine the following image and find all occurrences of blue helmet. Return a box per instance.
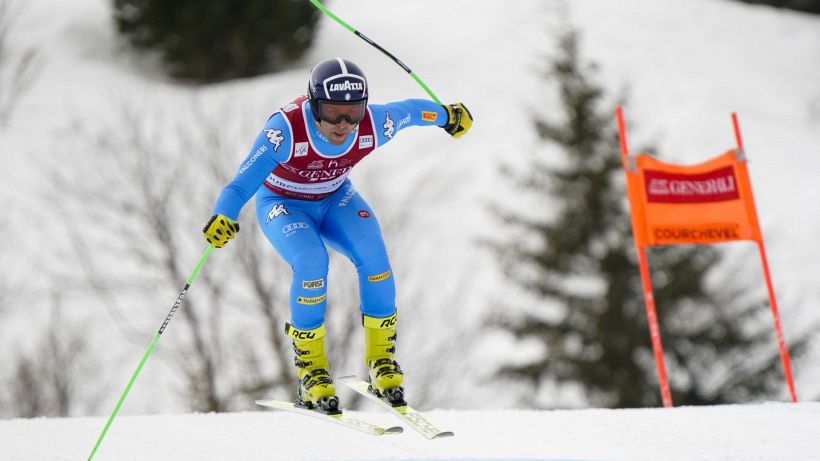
[308,58,368,124]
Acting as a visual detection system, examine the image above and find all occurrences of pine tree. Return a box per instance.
[494,30,810,408]
[112,0,320,82]
[735,0,820,15]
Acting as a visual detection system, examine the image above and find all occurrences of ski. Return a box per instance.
[255,399,403,436]
[338,375,455,439]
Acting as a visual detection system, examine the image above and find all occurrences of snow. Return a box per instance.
[1,0,819,459]
[2,402,819,460]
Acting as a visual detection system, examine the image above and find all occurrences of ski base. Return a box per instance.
[338,375,455,439]
[255,399,403,436]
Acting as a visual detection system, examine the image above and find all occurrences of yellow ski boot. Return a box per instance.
[285,323,339,414]
[363,312,406,406]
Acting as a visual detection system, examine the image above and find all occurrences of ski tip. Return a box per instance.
[433,431,455,439]
[383,426,404,434]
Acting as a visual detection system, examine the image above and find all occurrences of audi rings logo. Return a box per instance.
[282,222,309,237]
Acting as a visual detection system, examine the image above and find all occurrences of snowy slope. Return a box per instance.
[2,402,819,461]
[1,0,818,430]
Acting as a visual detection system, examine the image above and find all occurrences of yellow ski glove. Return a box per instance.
[442,102,473,138]
[202,214,239,248]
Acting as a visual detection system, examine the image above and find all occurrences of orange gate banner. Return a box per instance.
[616,107,797,407]
[624,150,763,247]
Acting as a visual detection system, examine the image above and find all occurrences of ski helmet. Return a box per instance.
[308,58,368,124]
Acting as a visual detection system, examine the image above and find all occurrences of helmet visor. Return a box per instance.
[316,100,366,125]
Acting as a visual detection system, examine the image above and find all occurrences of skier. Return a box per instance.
[202,58,472,413]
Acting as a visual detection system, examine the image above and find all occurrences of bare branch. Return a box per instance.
[1,292,96,418]
[0,0,42,127]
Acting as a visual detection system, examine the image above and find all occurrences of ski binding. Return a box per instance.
[338,375,454,439]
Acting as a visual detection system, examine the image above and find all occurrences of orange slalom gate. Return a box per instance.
[615,107,797,407]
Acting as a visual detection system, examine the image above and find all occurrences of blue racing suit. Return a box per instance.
[212,96,448,329]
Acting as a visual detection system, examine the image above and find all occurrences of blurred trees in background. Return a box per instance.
[1,301,95,418]
[0,0,41,127]
[45,100,296,412]
[734,0,820,15]
[111,0,320,82]
[492,30,813,408]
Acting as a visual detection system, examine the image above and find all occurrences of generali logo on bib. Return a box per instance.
[644,166,740,203]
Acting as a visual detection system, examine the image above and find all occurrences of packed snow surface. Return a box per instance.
[2,402,818,460]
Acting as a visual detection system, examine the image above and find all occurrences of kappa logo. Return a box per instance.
[294,142,309,157]
[359,135,374,149]
[265,129,285,151]
[383,112,394,139]
[283,103,299,112]
[266,204,290,223]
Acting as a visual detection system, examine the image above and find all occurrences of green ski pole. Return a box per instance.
[308,0,442,104]
[87,245,214,461]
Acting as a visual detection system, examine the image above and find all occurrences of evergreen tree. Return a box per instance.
[494,30,811,408]
[735,0,820,16]
[112,0,320,82]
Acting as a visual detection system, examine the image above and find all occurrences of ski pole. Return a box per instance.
[308,0,442,104]
[87,245,214,461]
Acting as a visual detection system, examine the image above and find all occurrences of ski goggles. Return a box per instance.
[316,100,367,125]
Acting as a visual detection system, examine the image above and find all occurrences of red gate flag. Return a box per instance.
[625,149,762,247]
[616,107,797,408]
